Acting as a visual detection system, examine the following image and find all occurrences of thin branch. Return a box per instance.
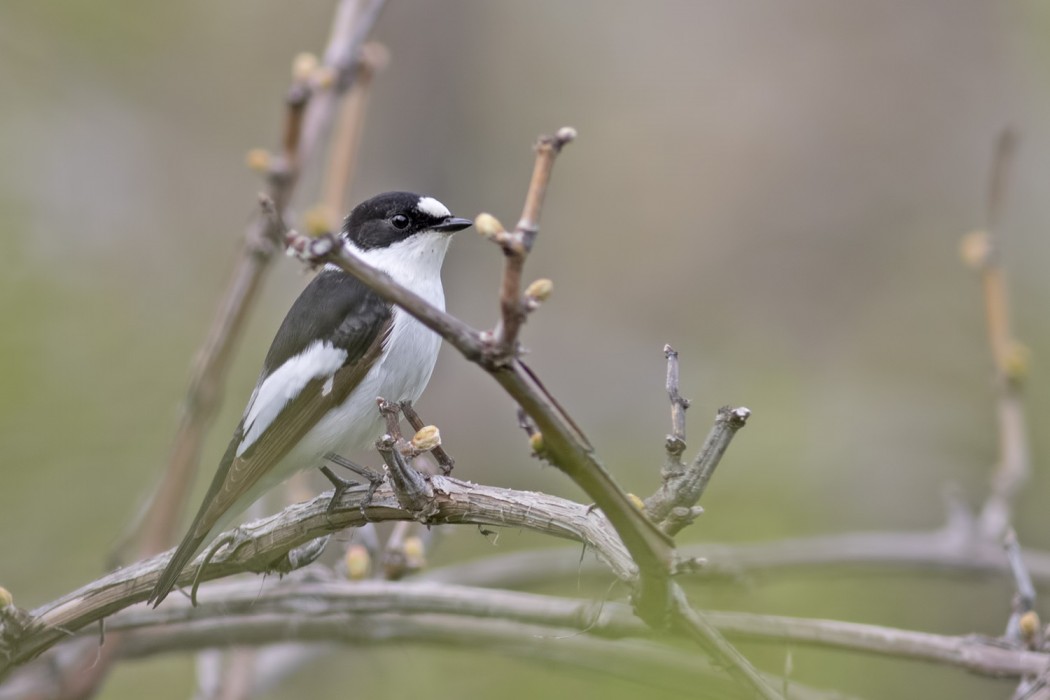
[645,405,750,535]
[400,400,455,475]
[662,344,690,473]
[704,609,1049,678]
[492,127,577,357]
[1002,528,1042,668]
[375,400,431,511]
[671,585,784,700]
[958,128,1031,541]
[319,41,388,231]
[421,514,1050,591]
[102,607,804,700]
[110,579,1050,683]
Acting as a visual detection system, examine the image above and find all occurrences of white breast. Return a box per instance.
[277,230,451,471]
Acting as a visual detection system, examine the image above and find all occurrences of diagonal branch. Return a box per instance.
[138,0,389,560]
[645,405,750,535]
[284,131,677,626]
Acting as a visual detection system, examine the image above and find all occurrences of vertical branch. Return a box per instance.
[959,129,1031,541]
[401,401,455,475]
[492,128,576,356]
[319,42,388,231]
[645,406,750,534]
[662,344,690,475]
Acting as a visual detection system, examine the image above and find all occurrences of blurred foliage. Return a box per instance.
[2,1,1050,697]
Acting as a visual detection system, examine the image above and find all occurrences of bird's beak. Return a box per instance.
[432,216,473,233]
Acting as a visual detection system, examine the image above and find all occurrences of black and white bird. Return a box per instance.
[148,191,472,607]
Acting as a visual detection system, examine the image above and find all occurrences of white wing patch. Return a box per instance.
[416,196,451,220]
[238,340,348,456]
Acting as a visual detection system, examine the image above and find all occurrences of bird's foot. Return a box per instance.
[321,455,385,520]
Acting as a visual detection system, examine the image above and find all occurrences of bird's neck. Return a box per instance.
[330,233,451,303]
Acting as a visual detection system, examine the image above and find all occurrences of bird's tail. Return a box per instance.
[146,526,208,607]
[146,431,243,607]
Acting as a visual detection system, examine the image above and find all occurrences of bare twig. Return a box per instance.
[645,406,750,535]
[671,586,784,700]
[319,41,388,231]
[99,583,828,700]
[662,344,690,473]
[704,609,1050,679]
[1003,528,1042,668]
[421,506,1050,590]
[491,127,577,358]
[959,129,1031,542]
[376,400,430,511]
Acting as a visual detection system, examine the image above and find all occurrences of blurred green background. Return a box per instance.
[2,1,1049,697]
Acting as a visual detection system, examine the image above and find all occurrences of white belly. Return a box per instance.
[299,305,443,463]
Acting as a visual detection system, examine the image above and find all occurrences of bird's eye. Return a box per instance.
[391,214,410,230]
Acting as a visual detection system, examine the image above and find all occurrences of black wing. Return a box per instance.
[148,269,391,606]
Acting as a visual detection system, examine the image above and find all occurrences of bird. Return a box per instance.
[147,191,472,607]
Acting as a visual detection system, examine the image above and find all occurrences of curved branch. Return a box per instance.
[1,477,633,674]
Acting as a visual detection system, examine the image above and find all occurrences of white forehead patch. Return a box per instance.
[416,196,451,219]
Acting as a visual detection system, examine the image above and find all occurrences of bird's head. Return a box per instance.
[342,191,472,252]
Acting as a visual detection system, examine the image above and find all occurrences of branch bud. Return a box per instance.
[360,42,391,74]
[411,425,442,452]
[1019,610,1040,643]
[529,431,545,456]
[959,230,992,268]
[474,213,506,241]
[245,148,271,174]
[0,586,11,607]
[1004,341,1031,382]
[304,204,335,237]
[345,544,371,580]
[314,65,338,90]
[524,278,553,310]
[292,52,319,82]
[403,535,426,570]
[626,493,646,512]
[555,126,578,144]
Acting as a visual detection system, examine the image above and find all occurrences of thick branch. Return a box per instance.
[0,477,634,674]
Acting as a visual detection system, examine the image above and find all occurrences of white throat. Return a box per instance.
[327,230,452,301]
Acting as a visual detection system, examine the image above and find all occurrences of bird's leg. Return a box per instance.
[189,529,245,606]
[321,454,384,517]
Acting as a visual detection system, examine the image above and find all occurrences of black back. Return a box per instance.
[261,269,391,377]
